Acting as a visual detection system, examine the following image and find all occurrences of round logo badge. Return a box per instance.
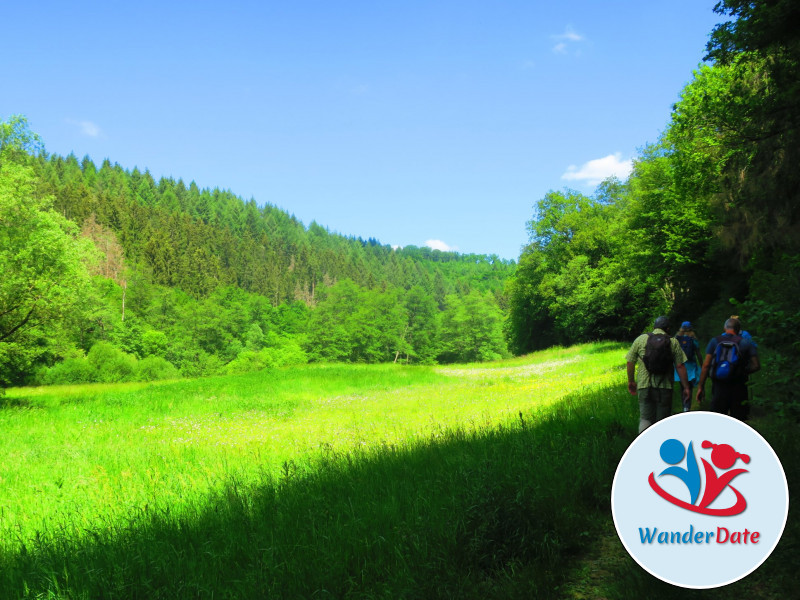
[611,412,789,589]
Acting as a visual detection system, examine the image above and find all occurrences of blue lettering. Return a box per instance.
[639,527,658,543]
[681,525,694,543]
[638,526,719,544]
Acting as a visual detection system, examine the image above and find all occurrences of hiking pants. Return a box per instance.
[710,381,749,421]
[638,387,673,433]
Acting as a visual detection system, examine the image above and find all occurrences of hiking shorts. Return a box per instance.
[638,387,673,433]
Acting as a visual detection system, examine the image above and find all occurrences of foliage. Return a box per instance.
[438,291,508,363]
[305,280,409,363]
[0,115,516,387]
[39,341,180,385]
[732,254,800,419]
[135,355,180,381]
[0,119,93,388]
[506,3,800,380]
[506,185,667,352]
[223,338,308,374]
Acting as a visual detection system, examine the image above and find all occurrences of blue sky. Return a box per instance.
[2,1,723,260]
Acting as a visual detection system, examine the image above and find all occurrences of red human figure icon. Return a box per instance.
[698,441,750,514]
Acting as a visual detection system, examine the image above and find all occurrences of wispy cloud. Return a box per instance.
[424,239,457,252]
[67,119,103,138]
[551,26,585,54]
[561,153,633,186]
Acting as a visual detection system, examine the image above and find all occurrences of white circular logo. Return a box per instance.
[611,412,789,589]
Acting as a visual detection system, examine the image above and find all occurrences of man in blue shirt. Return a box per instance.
[696,318,760,420]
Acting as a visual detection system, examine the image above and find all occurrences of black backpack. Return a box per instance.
[643,332,674,375]
[675,335,696,364]
[711,334,743,381]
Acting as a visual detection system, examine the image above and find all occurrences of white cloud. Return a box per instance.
[557,27,584,42]
[424,239,456,252]
[551,26,585,54]
[561,153,633,186]
[67,119,102,138]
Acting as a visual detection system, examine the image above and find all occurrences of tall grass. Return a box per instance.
[1,342,793,598]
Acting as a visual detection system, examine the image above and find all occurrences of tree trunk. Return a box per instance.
[121,280,127,322]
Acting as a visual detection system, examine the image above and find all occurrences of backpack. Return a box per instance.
[675,335,696,364]
[711,334,743,382]
[643,332,674,375]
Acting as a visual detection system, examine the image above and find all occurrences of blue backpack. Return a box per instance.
[711,334,743,381]
[675,335,696,364]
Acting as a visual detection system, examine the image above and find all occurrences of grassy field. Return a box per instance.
[0,342,796,599]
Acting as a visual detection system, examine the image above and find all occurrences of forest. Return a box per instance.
[0,120,513,387]
[505,0,799,416]
[2,1,799,418]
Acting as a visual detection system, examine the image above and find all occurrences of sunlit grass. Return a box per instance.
[0,342,644,598]
[4,341,794,598]
[1,344,624,548]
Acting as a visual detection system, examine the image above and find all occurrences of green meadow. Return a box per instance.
[0,342,796,599]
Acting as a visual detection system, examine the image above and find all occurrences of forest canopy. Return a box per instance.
[505,0,799,414]
[0,115,514,388]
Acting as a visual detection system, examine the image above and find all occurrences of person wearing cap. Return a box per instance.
[696,317,760,420]
[626,316,691,433]
[674,321,703,412]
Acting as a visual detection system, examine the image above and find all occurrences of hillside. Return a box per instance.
[1,127,516,387]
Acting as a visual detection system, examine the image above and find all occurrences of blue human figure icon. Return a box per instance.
[658,439,701,505]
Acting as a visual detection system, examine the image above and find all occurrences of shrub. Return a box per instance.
[40,357,97,385]
[222,350,269,375]
[135,356,179,381]
[262,339,308,367]
[140,330,169,358]
[86,342,137,383]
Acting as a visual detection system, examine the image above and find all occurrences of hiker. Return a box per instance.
[696,317,760,420]
[626,316,691,433]
[729,315,755,344]
[730,314,757,419]
[674,321,703,412]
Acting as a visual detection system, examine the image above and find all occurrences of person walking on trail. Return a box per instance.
[696,317,760,420]
[674,321,703,412]
[626,316,691,433]
[730,315,757,419]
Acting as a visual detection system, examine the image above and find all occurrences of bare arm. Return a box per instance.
[748,355,761,375]
[696,354,713,404]
[676,362,690,406]
[627,361,637,395]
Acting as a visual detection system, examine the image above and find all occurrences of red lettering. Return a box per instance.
[715,527,760,544]
[716,527,729,543]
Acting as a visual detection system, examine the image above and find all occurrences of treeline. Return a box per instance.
[506,0,800,415]
[35,152,511,304]
[0,119,512,388]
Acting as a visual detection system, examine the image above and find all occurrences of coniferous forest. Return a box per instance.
[2,1,799,417]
